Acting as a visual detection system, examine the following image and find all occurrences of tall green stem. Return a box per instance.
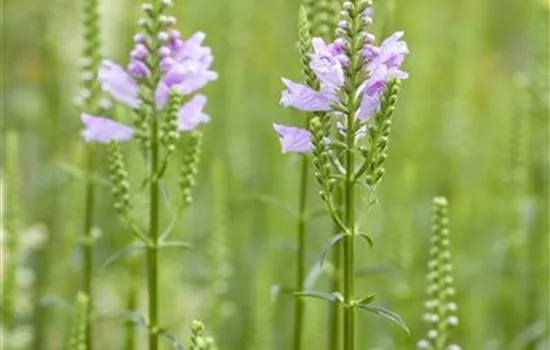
[83,146,95,350]
[147,115,160,350]
[142,2,163,349]
[328,188,342,350]
[343,111,356,350]
[340,1,367,347]
[293,155,309,350]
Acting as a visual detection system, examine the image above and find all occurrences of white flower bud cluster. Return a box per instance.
[417,197,460,350]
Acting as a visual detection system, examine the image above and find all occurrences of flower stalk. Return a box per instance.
[80,0,104,347]
[339,1,372,348]
[138,2,165,349]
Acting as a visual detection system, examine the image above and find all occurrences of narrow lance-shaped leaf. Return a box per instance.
[356,304,410,334]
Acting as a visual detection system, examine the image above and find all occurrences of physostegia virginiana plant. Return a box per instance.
[273,1,410,349]
[78,0,217,348]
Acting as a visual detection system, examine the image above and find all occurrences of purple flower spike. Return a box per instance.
[98,60,140,109]
[178,94,210,131]
[280,78,333,112]
[273,124,313,154]
[81,114,135,143]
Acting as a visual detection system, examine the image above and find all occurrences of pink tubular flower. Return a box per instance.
[280,78,335,112]
[272,124,313,154]
[98,60,140,109]
[178,94,210,131]
[81,114,135,143]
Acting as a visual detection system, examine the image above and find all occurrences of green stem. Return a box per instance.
[144,2,162,349]
[343,114,356,350]
[293,155,309,350]
[147,108,160,350]
[83,145,95,350]
[328,188,343,350]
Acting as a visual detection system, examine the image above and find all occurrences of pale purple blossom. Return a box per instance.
[178,94,210,131]
[272,124,313,154]
[81,114,135,143]
[280,78,334,111]
[357,65,392,120]
[365,31,409,79]
[98,60,140,109]
[310,38,345,87]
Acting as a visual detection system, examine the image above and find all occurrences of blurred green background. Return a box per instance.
[2,0,549,349]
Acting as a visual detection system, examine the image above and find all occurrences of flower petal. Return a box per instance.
[358,94,380,121]
[280,78,333,112]
[178,94,209,131]
[81,114,134,143]
[272,124,312,154]
[98,60,140,109]
[164,62,218,94]
[366,31,409,78]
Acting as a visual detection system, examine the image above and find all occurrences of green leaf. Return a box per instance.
[304,262,324,290]
[293,291,341,304]
[320,233,346,267]
[100,243,146,272]
[356,232,374,248]
[158,241,194,250]
[356,292,376,305]
[356,304,410,334]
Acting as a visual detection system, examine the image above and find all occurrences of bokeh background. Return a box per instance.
[2,0,549,349]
